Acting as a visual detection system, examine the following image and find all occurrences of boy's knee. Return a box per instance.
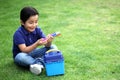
[50,44,58,49]
[14,53,35,67]
[15,53,27,61]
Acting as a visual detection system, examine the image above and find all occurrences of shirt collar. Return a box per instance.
[21,26,36,35]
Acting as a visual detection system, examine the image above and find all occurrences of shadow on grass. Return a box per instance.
[9,61,29,71]
[0,59,65,80]
[4,60,29,72]
[6,61,30,74]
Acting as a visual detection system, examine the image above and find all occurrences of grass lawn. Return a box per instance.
[0,0,120,80]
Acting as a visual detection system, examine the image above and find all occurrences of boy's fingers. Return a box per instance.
[38,38,47,44]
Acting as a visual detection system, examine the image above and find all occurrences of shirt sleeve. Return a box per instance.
[13,31,25,45]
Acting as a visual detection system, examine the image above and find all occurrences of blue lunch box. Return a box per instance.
[44,49,65,76]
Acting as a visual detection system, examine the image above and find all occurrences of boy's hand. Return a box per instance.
[46,34,54,43]
[37,38,47,45]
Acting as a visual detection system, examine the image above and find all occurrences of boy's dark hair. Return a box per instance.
[20,7,39,23]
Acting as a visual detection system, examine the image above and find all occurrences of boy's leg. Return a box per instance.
[14,45,58,67]
[14,52,35,67]
[29,44,58,58]
[14,45,58,75]
[28,47,48,58]
[14,52,44,75]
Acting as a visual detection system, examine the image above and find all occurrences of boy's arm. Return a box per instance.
[18,39,47,53]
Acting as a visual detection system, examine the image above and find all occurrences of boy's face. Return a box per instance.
[21,15,38,32]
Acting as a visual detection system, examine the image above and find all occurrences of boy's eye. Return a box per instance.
[35,20,38,23]
[29,21,38,24]
[29,22,33,24]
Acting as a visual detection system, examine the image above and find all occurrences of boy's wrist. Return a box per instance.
[36,40,41,46]
[45,42,52,47]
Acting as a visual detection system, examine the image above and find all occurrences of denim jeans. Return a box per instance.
[14,45,58,67]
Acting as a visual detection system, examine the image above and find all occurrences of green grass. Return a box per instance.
[0,0,120,80]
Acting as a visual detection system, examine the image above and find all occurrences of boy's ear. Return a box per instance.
[20,20,24,25]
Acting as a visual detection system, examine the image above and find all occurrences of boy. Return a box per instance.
[12,6,57,75]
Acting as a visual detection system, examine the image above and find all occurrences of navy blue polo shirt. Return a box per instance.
[12,26,46,58]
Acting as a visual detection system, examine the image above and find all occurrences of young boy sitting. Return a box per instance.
[12,6,58,75]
